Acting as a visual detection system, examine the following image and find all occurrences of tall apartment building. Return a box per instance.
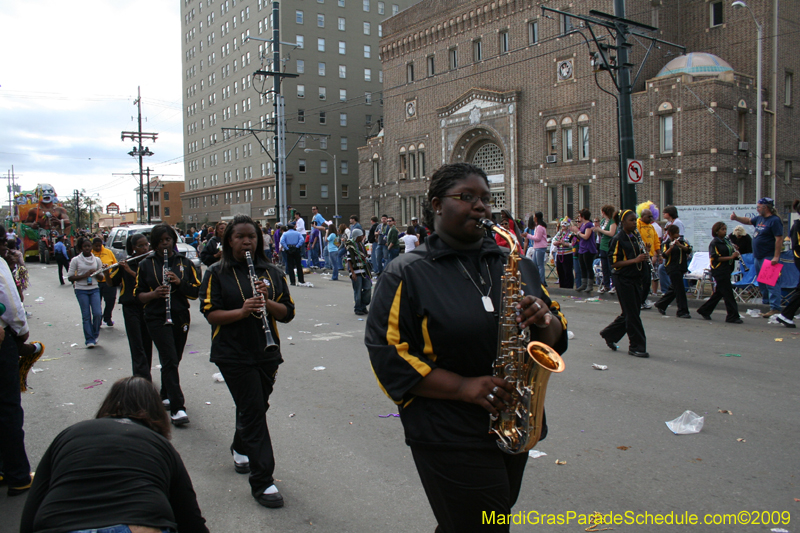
[180,0,420,227]
[359,0,799,228]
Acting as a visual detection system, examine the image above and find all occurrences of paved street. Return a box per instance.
[3,264,798,532]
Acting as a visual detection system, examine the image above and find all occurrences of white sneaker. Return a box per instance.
[171,410,189,426]
[641,300,653,309]
[86,342,96,349]
[162,398,171,408]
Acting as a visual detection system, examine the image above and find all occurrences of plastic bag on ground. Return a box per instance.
[665,410,704,434]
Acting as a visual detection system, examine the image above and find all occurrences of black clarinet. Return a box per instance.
[163,249,173,325]
[245,251,279,353]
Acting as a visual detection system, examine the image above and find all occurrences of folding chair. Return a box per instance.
[776,251,800,307]
[732,253,760,304]
[684,252,711,299]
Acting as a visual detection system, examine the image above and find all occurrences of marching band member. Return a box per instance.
[200,214,295,508]
[654,225,693,318]
[600,210,651,357]
[109,233,154,380]
[366,163,567,533]
[134,225,201,427]
[697,222,743,323]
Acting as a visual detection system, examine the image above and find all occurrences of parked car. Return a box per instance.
[105,225,202,270]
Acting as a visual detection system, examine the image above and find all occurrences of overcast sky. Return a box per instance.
[0,0,184,214]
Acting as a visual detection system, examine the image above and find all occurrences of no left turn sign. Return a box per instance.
[627,160,644,184]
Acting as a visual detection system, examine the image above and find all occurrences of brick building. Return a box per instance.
[136,179,184,226]
[359,0,799,230]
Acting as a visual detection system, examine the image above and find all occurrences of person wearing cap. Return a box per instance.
[279,222,305,286]
[345,228,372,315]
[731,198,784,317]
[411,217,426,244]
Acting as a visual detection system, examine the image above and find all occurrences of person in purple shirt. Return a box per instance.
[572,209,597,293]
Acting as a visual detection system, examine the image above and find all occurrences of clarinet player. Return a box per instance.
[134,225,201,427]
[365,164,567,532]
[199,215,295,508]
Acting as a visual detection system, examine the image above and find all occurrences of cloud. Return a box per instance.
[0,0,184,210]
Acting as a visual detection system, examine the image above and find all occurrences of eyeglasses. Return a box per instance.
[441,192,494,207]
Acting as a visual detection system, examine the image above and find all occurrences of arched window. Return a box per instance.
[658,102,674,154]
[418,143,426,178]
[577,114,589,160]
[399,146,407,177]
[471,142,505,210]
[545,119,557,155]
[561,117,573,161]
[372,153,380,184]
[408,145,417,178]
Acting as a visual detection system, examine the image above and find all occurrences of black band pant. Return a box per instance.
[146,310,190,414]
[601,274,647,352]
[123,303,154,381]
[697,271,739,322]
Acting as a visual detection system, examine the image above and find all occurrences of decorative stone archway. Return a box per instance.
[437,88,519,214]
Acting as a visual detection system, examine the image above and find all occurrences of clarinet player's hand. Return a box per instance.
[254,279,270,299]
[155,285,171,299]
[241,296,265,318]
[165,271,181,285]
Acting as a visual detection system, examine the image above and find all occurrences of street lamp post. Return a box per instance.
[732,0,763,202]
[304,148,338,221]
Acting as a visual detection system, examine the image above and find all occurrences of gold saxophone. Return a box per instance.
[479,218,565,454]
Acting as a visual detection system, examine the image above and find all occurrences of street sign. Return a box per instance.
[627,159,644,184]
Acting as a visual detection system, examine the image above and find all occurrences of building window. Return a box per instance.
[364,45,371,58]
[297,59,304,73]
[164,207,170,216]
[409,150,417,178]
[299,159,307,172]
[318,38,325,51]
[296,35,304,49]
[363,0,370,11]
[296,10,304,24]
[319,86,326,100]
[317,14,325,27]
[321,160,328,174]
[785,160,793,184]
[372,155,380,184]
[365,92,372,104]
[548,186,558,222]
[578,122,589,160]
[563,185,574,219]
[297,84,305,98]
[299,184,307,198]
[499,30,509,54]
[341,160,348,174]
[449,48,458,70]
[338,17,345,31]
[320,137,328,149]
[339,89,347,101]
[363,22,371,35]
[427,55,435,77]
[660,115,674,153]
[318,62,326,76]
[298,109,305,123]
[579,184,590,210]
[336,65,345,78]
[378,2,384,14]
[407,62,415,82]
[320,111,327,124]
[341,137,348,150]
[710,1,723,27]
[364,68,371,81]
[392,4,399,14]
[342,184,349,198]
[339,41,346,55]
[561,117,573,161]
[560,11,574,34]
[340,113,347,126]
[338,0,345,6]
[660,180,674,208]
[529,21,539,44]
[786,72,793,106]
[321,184,329,198]
[472,39,482,62]
[164,191,170,200]
[418,147,426,177]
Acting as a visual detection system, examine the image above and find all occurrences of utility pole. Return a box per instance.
[146,167,152,223]
[542,4,684,210]
[121,87,157,222]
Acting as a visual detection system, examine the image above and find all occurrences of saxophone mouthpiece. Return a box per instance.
[478,218,495,229]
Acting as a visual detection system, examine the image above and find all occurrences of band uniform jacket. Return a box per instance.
[133,253,201,321]
[708,237,737,277]
[365,233,568,450]
[661,237,692,275]
[109,262,142,306]
[609,231,646,279]
[200,257,295,364]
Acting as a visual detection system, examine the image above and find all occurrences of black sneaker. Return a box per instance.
[775,314,796,328]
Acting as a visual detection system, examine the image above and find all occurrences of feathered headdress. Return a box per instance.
[635,201,659,220]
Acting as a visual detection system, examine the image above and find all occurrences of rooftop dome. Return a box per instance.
[656,53,733,79]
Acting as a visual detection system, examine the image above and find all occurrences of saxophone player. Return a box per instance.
[134,225,201,427]
[199,215,295,508]
[365,164,568,533]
